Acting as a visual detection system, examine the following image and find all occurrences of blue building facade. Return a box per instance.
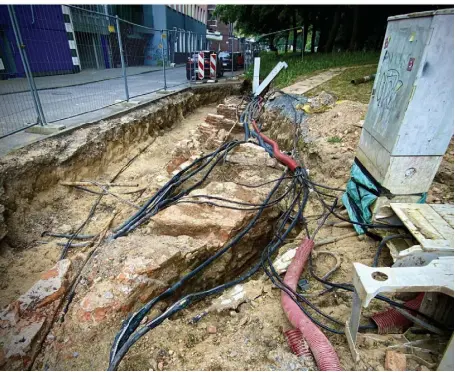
[0,4,207,77]
[0,5,76,78]
[145,5,207,65]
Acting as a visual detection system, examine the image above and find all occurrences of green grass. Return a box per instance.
[307,64,378,104]
[327,136,342,143]
[244,51,380,89]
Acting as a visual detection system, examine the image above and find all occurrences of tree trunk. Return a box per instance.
[310,24,316,53]
[317,12,330,52]
[302,12,309,53]
[303,27,309,53]
[292,11,297,52]
[285,31,289,53]
[323,6,341,53]
[348,5,360,51]
[269,35,278,55]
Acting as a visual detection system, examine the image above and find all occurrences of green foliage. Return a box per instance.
[327,136,342,143]
[245,51,379,89]
[214,5,444,53]
[215,5,288,36]
[307,64,378,104]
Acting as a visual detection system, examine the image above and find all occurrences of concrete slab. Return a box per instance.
[0,79,243,158]
[281,68,346,95]
[25,124,66,135]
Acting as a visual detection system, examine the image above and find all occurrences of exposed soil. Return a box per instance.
[0,103,222,309]
[0,83,452,371]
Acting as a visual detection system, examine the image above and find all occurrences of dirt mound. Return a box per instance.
[301,99,365,187]
[0,85,452,372]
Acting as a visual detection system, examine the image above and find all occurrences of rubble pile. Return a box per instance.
[0,260,73,369]
[0,95,288,370]
[168,97,246,175]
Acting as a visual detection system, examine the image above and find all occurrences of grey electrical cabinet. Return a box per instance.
[357,9,454,195]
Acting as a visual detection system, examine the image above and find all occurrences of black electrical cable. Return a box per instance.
[108,169,298,366]
[120,141,244,234]
[175,180,296,210]
[109,170,291,369]
[113,141,243,238]
[312,185,404,230]
[234,175,299,188]
[307,255,447,328]
[108,79,434,371]
[262,193,377,334]
[373,234,413,267]
[260,183,350,334]
[60,195,101,259]
[41,232,95,240]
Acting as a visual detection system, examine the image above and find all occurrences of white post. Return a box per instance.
[254,61,288,97]
[253,57,260,93]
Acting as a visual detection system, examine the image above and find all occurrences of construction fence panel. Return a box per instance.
[0,5,248,139]
[118,19,164,99]
[38,5,125,123]
[0,5,44,138]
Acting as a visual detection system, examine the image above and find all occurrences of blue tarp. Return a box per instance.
[342,163,379,234]
[342,162,428,234]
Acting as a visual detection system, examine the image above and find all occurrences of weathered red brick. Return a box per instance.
[40,267,59,280]
[385,350,406,371]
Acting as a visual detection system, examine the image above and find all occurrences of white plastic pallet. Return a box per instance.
[390,203,454,252]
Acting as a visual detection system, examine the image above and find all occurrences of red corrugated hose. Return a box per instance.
[372,292,425,334]
[284,328,313,359]
[281,238,342,371]
[251,120,298,171]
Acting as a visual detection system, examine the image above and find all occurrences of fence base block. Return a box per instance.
[157,90,176,95]
[25,124,66,135]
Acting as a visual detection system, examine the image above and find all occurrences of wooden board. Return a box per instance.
[431,204,454,228]
[390,203,454,251]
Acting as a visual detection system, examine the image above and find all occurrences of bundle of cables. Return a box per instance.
[107,92,442,370]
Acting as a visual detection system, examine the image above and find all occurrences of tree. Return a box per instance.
[215,4,450,53]
[292,11,298,52]
[348,5,360,51]
[323,5,342,52]
[310,25,316,53]
[302,11,309,53]
[215,5,289,51]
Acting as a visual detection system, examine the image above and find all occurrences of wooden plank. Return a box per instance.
[431,204,454,228]
[391,203,454,251]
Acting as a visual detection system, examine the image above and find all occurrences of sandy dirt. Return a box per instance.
[0,89,453,371]
[0,104,218,309]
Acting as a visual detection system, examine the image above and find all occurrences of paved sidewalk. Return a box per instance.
[0,65,185,94]
[281,68,346,95]
[0,72,243,157]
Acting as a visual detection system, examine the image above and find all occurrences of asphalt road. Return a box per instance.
[0,66,243,138]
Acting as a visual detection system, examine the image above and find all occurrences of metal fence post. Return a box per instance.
[161,30,167,91]
[7,4,47,126]
[192,48,196,84]
[115,15,129,102]
[230,24,234,78]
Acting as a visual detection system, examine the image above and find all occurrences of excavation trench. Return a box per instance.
[0,82,300,370]
[0,86,452,371]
